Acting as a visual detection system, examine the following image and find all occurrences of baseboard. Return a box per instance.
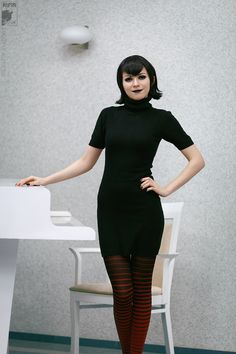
[9,332,235,354]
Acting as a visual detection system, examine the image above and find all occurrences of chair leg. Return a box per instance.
[70,292,80,354]
[161,307,175,354]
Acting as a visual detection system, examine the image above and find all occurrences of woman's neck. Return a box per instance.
[123,95,152,111]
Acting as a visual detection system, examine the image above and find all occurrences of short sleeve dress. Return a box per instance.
[89,97,194,257]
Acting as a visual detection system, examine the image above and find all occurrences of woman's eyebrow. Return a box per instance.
[123,72,146,77]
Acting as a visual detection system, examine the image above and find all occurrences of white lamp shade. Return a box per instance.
[60,26,92,45]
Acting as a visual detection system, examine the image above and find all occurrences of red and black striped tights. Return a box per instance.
[104,255,156,354]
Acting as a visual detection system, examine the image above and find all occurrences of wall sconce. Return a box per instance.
[60,25,92,48]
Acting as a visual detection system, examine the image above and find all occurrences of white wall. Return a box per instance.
[1,0,235,351]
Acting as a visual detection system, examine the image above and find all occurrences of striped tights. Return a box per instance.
[103,255,156,354]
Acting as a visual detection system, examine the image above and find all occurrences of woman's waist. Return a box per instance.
[98,174,154,195]
[101,169,152,182]
[98,174,159,208]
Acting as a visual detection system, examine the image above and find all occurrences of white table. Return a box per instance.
[0,179,95,354]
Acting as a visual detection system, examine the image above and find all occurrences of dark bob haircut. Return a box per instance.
[116,55,162,104]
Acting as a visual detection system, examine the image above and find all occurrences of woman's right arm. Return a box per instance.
[15,145,103,186]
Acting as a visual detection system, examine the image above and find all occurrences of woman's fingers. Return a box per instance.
[140,177,151,181]
[15,178,28,186]
[140,176,169,197]
[16,176,47,187]
[16,176,37,186]
[146,186,154,191]
[140,177,155,190]
[29,180,40,186]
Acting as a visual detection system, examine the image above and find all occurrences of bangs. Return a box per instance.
[121,60,144,76]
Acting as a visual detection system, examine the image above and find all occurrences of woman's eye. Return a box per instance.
[124,77,132,82]
[139,75,146,80]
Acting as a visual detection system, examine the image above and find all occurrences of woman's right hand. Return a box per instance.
[15,176,47,187]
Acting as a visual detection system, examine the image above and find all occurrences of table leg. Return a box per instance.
[0,239,19,354]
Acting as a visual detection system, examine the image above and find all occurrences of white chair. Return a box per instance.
[69,202,184,354]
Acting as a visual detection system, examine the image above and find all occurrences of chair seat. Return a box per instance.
[70,283,162,295]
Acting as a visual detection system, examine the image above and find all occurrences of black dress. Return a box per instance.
[89,97,194,257]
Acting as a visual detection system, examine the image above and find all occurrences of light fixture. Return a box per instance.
[60,25,92,48]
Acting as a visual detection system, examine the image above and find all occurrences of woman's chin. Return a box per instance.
[128,94,146,101]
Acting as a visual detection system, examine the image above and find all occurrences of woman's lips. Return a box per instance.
[132,89,142,93]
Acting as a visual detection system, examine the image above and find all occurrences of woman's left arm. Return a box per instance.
[140,144,205,197]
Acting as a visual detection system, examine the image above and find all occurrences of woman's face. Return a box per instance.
[122,67,152,101]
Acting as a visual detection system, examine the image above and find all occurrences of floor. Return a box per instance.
[9,339,159,354]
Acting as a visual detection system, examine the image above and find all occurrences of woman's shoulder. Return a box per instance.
[151,107,177,120]
[99,105,122,114]
[149,107,171,122]
[151,107,170,115]
[98,105,126,119]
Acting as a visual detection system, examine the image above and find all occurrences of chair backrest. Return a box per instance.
[152,202,184,289]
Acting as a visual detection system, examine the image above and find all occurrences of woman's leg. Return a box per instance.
[104,255,133,354]
[130,256,156,354]
[104,255,156,354]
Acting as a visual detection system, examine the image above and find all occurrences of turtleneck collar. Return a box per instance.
[123,95,152,111]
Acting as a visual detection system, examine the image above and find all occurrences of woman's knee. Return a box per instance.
[112,284,133,304]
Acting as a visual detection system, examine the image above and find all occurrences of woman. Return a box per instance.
[16,55,205,354]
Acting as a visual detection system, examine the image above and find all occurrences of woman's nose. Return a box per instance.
[133,77,139,86]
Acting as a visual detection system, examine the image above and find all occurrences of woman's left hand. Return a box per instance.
[140,177,169,197]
